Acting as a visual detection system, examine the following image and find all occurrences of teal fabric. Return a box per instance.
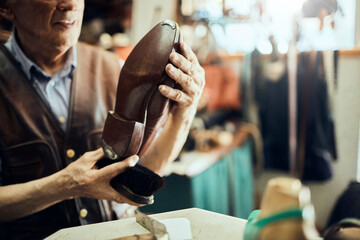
[244,209,303,240]
[190,140,254,218]
[230,141,254,218]
[191,156,230,214]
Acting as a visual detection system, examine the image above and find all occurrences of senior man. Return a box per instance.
[0,0,205,239]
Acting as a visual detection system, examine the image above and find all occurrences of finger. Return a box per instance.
[80,148,105,165]
[99,185,146,206]
[165,64,197,95]
[158,85,192,104]
[98,155,139,179]
[92,148,105,158]
[180,42,199,65]
[169,52,196,76]
[111,191,146,206]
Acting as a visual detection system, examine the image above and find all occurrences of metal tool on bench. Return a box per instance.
[112,210,169,240]
[135,210,169,240]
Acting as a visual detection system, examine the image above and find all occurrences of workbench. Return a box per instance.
[46,208,247,240]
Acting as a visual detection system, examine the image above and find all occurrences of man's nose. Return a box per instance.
[57,0,82,11]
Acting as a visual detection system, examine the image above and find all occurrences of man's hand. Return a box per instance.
[141,42,205,174]
[159,42,205,119]
[60,148,143,206]
[0,148,143,223]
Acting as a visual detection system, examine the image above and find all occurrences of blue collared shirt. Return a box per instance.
[0,32,77,185]
[5,31,76,132]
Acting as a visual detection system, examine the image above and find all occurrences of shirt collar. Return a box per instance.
[5,30,77,81]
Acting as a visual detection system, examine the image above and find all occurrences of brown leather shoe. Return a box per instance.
[101,20,181,204]
[102,20,181,160]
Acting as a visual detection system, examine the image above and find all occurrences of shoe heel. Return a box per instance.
[102,111,145,160]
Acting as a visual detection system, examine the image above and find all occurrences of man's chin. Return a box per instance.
[50,36,79,50]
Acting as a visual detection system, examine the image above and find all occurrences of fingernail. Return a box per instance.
[129,155,139,167]
[168,64,175,73]
[182,42,187,50]
[172,53,178,61]
[159,85,165,91]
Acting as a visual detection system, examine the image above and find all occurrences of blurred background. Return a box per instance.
[1,0,360,232]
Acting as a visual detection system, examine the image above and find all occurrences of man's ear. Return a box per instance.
[0,5,15,21]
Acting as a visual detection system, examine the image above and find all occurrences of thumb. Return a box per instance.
[99,155,139,179]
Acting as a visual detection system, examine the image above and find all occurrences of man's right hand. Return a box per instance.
[59,148,143,206]
[0,148,142,223]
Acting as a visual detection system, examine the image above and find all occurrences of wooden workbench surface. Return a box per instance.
[46,208,247,240]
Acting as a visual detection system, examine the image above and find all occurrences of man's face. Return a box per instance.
[8,0,84,51]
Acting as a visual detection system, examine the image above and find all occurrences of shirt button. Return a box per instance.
[49,80,55,87]
[59,116,66,124]
[79,208,88,218]
[66,149,75,159]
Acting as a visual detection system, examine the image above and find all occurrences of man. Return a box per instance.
[0,0,205,239]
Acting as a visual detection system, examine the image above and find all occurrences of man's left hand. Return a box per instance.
[159,42,205,118]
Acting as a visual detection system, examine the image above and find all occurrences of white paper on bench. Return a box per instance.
[159,218,193,240]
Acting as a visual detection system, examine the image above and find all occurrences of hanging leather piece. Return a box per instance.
[296,51,317,179]
[296,50,335,181]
